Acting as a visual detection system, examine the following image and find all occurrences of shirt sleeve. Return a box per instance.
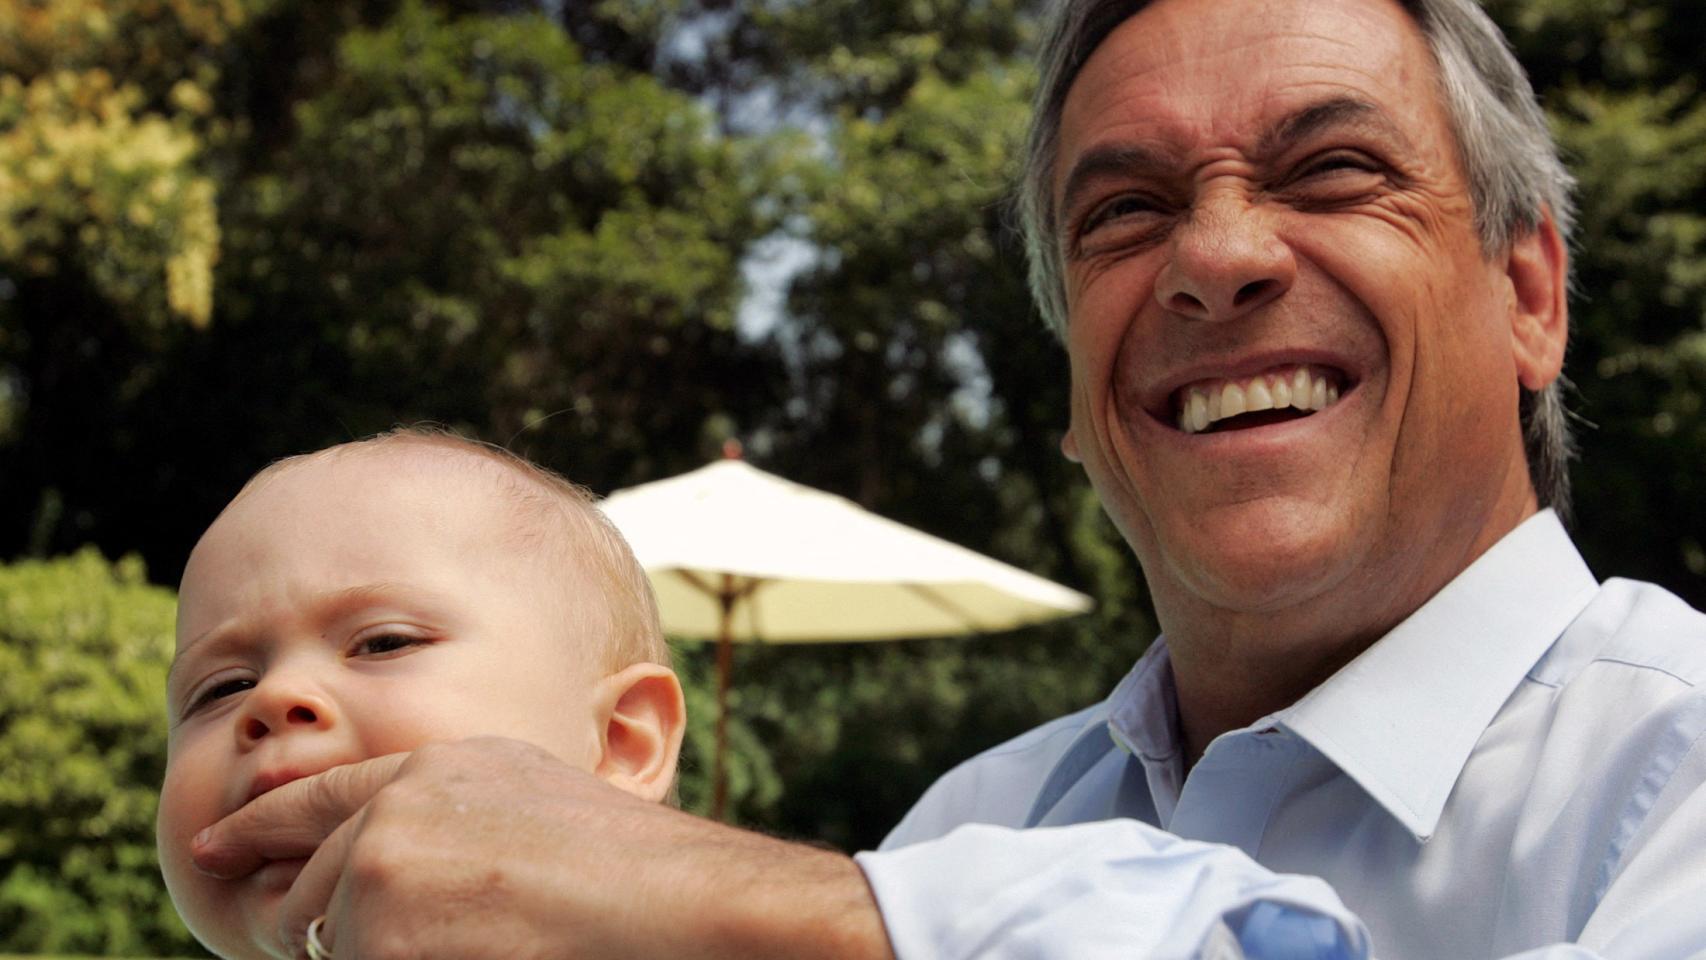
[854,820,1371,960]
[855,817,1706,960]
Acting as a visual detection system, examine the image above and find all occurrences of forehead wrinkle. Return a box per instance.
[1062,1,1426,149]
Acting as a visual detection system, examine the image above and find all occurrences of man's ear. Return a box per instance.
[1505,208,1570,391]
[591,663,686,803]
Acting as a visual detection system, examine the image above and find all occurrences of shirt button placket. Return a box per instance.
[1170,731,1298,859]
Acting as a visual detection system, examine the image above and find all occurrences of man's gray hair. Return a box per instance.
[1017,0,1578,516]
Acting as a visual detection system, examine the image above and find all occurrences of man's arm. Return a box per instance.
[859,821,1372,960]
[859,811,1706,960]
[195,734,1706,960]
[192,738,892,960]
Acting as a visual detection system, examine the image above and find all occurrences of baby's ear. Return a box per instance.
[591,663,686,803]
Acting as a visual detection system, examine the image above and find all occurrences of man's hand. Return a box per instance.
[191,737,894,959]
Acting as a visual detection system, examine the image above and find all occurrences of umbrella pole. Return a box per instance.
[712,576,735,821]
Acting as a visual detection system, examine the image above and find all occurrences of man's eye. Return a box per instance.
[1290,151,1382,184]
[1080,194,1162,235]
[186,677,255,716]
[352,633,426,657]
[1070,193,1172,259]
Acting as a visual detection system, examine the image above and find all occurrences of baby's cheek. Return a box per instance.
[157,762,233,951]
[156,821,266,958]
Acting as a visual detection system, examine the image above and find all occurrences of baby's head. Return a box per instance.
[157,428,684,959]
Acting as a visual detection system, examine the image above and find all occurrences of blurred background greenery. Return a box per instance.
[1,0,1703,954]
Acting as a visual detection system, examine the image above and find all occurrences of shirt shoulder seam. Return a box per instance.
[972,707,1104,762]
[1580,654,1702,689]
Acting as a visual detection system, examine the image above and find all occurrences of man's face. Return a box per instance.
[1056,0,1563,640]
[158,449,607,959]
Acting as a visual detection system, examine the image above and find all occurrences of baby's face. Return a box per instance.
[159,448,607,959]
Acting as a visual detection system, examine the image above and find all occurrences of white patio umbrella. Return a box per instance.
[599,450,1093,819]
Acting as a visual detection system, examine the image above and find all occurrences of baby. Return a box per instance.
[156,428,685,959]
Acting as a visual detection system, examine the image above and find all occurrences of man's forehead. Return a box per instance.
[1057,0,1431,159]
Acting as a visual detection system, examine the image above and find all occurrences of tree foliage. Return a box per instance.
[1,0,788,584]
[0,0,234,329]
[1485,0,1706,596]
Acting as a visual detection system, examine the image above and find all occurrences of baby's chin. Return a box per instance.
[170,858,306,960]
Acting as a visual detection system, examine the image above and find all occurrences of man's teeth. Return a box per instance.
[1177,365,1341,434]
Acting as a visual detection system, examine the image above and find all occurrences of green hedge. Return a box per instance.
[0,550,203,956]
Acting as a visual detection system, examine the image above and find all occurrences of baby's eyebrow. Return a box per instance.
[167,624,231,693]
[167,581,422,689]
[318,580,421,613]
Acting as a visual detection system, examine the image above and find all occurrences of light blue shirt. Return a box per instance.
[856,511,1706,959]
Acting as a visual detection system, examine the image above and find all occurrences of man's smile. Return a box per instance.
[1172,363,1347,434]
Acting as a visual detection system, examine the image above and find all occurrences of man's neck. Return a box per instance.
[1159,501,1542,770]
[1167,613,1382,769]
[1166,624,1378,767]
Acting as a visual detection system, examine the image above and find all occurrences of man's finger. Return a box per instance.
[192,752,410,879]
[276,807,362,959]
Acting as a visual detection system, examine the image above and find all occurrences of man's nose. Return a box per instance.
[236,676,335,748]
[1153,193,1295,322]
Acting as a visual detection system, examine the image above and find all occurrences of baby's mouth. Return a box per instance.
[1172,364,1348,435]
[245,767,314,806]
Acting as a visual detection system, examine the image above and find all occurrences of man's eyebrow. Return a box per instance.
[1055,98,1411,228]
[1056,142,1175,225]
[1254,96,1413,158]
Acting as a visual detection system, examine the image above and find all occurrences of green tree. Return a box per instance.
[0,549,202,956]
[202,0,786,479]
[0,0,232,328]
[1,0,792,588]
[1488,0,1706,606]
[0,0,238,569]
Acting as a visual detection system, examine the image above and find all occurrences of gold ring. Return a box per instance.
[305,915,332,960]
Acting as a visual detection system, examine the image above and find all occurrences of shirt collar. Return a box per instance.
[1274,509,1599,840]
[1023,641,1171,827]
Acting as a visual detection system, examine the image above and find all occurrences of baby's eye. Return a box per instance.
[186,677,255,716]
[351,633,427,657]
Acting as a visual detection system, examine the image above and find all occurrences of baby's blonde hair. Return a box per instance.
[230,425,667,672]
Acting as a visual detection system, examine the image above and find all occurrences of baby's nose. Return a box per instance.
[237,683,335,747]
[244,703,320,742]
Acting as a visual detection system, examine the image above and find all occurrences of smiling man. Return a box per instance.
[186,1,1706,957]
[1046,0,1571,762]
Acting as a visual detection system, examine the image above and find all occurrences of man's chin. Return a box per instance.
[1151,503,1368,617]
